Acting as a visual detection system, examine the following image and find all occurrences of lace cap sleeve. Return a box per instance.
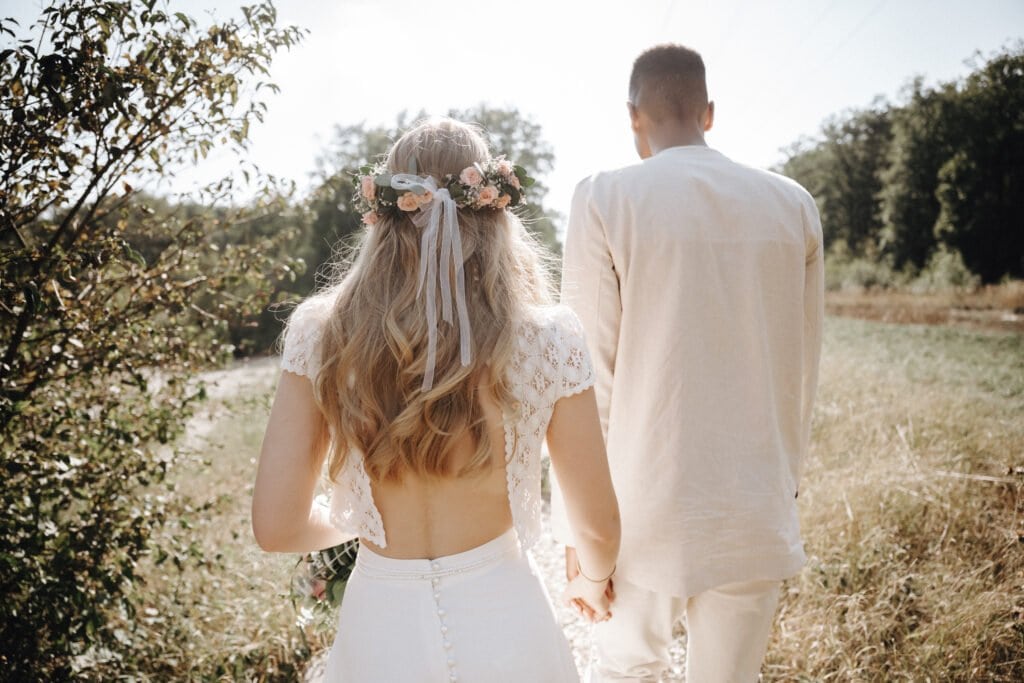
[280,296,331,379]
[552,305,596,400]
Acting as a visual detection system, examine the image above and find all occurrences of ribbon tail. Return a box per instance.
[422,225,439,392]
[416,224,431,298]
[439,200,453,325]
[417,201,441,391]
[448,206,472,367]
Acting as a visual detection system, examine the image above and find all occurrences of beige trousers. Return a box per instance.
[587,577,782,683]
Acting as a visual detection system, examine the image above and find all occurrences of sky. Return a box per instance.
[7,0,1024,226]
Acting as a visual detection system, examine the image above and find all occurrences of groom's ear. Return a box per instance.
[627,101,641,132]
[703,101,715,133]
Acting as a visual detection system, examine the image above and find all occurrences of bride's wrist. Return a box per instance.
[575,559,615,583]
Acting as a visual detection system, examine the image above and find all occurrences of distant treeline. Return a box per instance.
[779,44,1023,285]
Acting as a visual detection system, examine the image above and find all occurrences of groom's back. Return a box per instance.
[562,144,823,595]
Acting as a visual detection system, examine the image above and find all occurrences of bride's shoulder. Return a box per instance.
[279,290,339,377]
[518,304,586,343]
[290,291,335,321]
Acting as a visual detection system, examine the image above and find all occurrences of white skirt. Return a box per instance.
[323,528,579,682]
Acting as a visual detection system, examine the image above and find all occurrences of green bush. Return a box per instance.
[0,2,303,678]
[908,246,981,293]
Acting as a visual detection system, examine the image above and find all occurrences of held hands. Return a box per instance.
[562,546,616,623]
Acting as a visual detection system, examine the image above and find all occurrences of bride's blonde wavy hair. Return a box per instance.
[310,118,553,483]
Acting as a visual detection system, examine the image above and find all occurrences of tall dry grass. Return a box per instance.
[825,281,1024,333]
[765,318,1024,681]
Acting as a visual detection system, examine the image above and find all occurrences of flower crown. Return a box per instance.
[353,157,534,225]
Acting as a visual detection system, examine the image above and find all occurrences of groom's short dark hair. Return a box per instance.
[629,44,708,123]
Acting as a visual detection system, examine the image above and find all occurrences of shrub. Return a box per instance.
[0,2,303,678]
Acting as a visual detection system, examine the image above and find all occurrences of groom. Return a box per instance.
[552,44,824,681]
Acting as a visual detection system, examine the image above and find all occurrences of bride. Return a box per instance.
[252,118,620,681]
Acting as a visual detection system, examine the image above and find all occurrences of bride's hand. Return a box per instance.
[563,574,614,622]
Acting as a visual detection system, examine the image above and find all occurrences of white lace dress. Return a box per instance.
[281,298,596,682]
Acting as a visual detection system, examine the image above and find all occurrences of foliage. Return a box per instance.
[780,44,1024,284]
[0,1,303,678]
[783,101,891,254]
[877,78,962,270]
[934,50,1024,282]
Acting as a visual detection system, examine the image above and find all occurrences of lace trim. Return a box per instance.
[329,450,387,548]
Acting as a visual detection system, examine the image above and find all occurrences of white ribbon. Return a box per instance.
[391,174,473,391]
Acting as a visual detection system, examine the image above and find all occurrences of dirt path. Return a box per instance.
[179,356,279,452]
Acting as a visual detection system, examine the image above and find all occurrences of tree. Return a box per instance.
[819,103,892,253]
[934,47,1024,282]
[781,103,893,257]
[0,1,303,677]
[780,44,1024,284]
[878,78,961,270]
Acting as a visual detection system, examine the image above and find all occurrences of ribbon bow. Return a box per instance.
[390,173,473,391]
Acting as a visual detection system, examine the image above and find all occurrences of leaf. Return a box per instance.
[121,243,146,269]
[329,579,346,606]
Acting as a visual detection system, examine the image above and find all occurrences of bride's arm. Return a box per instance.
[547,386,620,616]
[252,370,350,553]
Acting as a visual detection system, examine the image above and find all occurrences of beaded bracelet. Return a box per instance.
[576,559,616,583]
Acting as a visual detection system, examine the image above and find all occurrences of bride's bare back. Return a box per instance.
[364,374,512,558]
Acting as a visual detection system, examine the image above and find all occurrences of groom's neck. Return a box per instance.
[646,124,707,156]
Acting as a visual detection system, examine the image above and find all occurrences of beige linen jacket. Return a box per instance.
[551,145,824,598]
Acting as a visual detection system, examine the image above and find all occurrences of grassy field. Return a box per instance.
[137,316,1023,680]
[765,317,1023,681]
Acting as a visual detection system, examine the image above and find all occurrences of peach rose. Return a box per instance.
[415,190,434,206]
[495,193,511,208]
[397,192,420,211]
[497,160,513,178]
[477,186,499,205]
[509,173,521,190]
[460,166,483,186]
[362,210,379,225]
[360,175,376,201]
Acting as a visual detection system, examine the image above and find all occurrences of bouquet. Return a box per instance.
[291,496,360,626]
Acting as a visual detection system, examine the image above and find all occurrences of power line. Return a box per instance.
[819,0,889,66]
